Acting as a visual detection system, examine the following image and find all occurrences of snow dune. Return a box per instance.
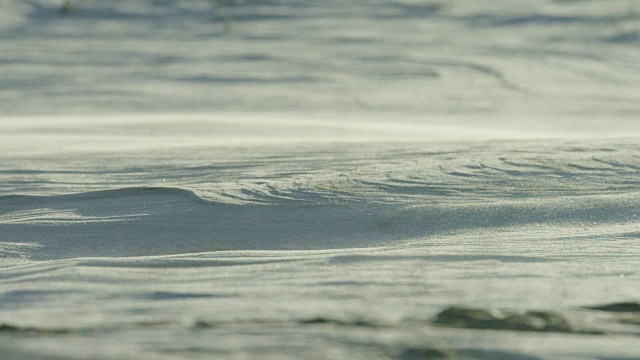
[2,184,640,261]
[2,1,640,359]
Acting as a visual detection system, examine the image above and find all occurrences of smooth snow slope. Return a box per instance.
[2,1,640,360]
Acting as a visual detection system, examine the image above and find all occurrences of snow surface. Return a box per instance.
[2,1,640,359]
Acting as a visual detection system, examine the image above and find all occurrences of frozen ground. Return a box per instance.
[2,1,640,359]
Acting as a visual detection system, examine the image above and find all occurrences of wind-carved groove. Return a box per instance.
[427,60,533,95]
[360,55,533,95]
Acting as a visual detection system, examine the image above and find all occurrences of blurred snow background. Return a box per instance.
[2,0,640,117]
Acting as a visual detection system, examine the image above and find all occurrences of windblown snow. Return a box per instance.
[2,1,640,359]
